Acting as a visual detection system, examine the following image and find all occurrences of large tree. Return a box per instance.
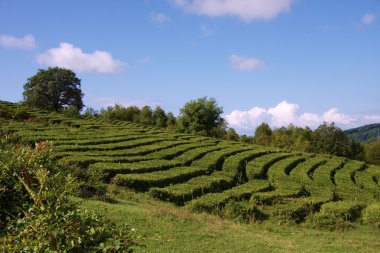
[23,67,84,112]
[311,122,351,157]
[365,140,380,165]
[152,106,168,128]
[254,122,272,146]
[177,97,226,137]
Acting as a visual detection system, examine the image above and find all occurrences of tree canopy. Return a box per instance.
[177,97,226,137]
[23,67,84,112]
[365,140,380,165]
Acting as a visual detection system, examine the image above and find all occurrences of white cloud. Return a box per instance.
[149,12,170,23]
[229,54,264,71]
[299,113,321,127]
[173,0,293,22]
[225,107,266,131]
[36,43,125,74]
[362,13,375,25]
[0,34,36,50]
[323,108,355,125]
[225,100,379,134]
[267,100,299,127]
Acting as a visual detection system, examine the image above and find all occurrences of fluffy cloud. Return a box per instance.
[173,0,293,22]
[225,101,378,134]
[0,34,36,50]
[36,43,125,74]
[362,13,375,25]
[229,54,264,71]
[149,12,170,23]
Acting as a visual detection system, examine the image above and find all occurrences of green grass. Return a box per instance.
[78,188,380,253]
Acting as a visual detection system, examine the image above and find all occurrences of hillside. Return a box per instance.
[345,123,380,142]
[1,100,380,227]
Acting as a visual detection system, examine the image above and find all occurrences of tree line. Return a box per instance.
[20,67,379,164]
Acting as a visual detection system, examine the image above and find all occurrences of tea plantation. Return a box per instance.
[1,100,380,229]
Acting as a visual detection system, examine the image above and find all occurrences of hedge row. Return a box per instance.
[58,155,152,167]
[334,160,374,202]
[88,145,230,181]
[149,149,270,205]
[52,140,192,159]
[55,137,171,152]
[271,196,329,223]
[290,156,328,186]
[363,203,380,227]
[112,166,209,191]
[308,157,346,188]
[309,201,366,229]
[355,167,380,199]
[187,179,271,213]
[149,172,232,205]
[144,141,219,160]
[246,152,293,180]
[88,159,183,181]
[266,155,306,189]
[250,187,308,206]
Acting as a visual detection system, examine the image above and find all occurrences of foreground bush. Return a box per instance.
[363,203,380,228]
[0,142,141,252]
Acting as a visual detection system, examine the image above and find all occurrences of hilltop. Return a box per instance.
[345,123,380,142]
[1,100,380,252]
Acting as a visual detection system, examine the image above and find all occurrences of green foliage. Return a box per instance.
[254,123,272,146]
[311,122,351,157]
[365,140,380,165]
[112,166,208,191]
[138,106,153,125]
[0,142,140,252]
[152,106,168,128]
[0,103,30,121]
[222,200,262,223]
[99,104,140,122]
[224,128,240,141]
[166,112,177,128]
[308,201,365,230]
[252,122,364,160]
[23,67,84,112]
[271,124,313,152]
[82,107,98,118]
[363,203,380,227]
[62,106,81,118]
[177,97,226,137]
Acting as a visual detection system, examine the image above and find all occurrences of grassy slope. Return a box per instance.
[79,187,380,253]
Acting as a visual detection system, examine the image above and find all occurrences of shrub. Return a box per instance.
[0,142,141,252]
[363,203,380,228]
[222,200,264,223]
[308,201,365,230]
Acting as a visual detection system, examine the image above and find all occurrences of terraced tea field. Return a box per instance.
[1,100,380,227]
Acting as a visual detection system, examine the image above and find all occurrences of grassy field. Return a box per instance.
[1,100,380,252]
[79,187,380,253]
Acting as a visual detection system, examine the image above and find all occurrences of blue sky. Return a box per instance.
[1,0,379,134]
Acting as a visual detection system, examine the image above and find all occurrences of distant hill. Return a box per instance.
[345,123,380,142]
